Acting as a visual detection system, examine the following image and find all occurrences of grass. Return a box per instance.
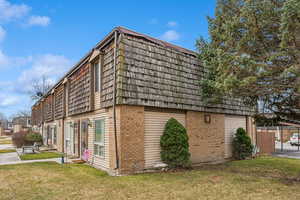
[0,149,15,154]
[0,156,299,200]
[0,140,12,145]
[19,152,62,160]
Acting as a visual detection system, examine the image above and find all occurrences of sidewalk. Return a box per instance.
[0,157,62,165]
[0,138,81,166]
[0,138,63,165]
[272,151,300,160]
[0,144,14,150]
[0,152,20,163]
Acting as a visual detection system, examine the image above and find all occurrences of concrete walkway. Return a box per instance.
[0,147,63,165]
[0,137,63,165]
[273,151,300,160]
[0,152,20,163]
[0,157,62,165]
[0,144,14,150]
[0,137,21,164]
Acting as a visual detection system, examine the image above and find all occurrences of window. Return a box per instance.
[94,119,105,156]
[94,62,100,92]
[65,123,72,151]
[53,126,57,145]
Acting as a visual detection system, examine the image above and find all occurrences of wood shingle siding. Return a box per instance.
[32,103,43,126]
[100,42,116,108]
[31,106,37,126]
[68,63,92,116]
[54,85,65,119]
[113,34,253,115]
[44,95,54,122]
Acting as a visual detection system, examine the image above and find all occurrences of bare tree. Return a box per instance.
[29,75,53,100]
[15,110,31,118]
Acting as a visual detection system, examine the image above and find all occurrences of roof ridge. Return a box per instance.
[116,26,197,56]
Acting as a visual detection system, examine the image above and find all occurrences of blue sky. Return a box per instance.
[0,0,216,118]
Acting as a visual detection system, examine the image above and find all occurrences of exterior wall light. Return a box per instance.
[87,119,93,127]
[204,114,211,124]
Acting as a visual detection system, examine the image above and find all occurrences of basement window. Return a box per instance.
[94,119,105,157]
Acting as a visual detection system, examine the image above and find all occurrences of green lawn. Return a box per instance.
[0,157,299,200]
[0,149,16,154]
[19,152,62,160]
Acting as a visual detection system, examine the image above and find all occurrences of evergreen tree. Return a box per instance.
[160,118,191,168]
[232,128,253,160]
[197,0,300,120]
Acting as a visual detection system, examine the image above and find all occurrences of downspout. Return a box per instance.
[113,30,119,170]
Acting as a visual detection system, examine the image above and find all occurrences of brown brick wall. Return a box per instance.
[186,111,225,163]
[110,105,145,174]
[108,107,118,171]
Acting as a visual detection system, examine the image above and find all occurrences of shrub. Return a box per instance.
[160,118,191,168]
[25,133,43,144]
[232,128,254,160]
[12,131,43,148]
[12,131,28,148]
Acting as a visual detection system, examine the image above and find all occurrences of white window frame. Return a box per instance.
[94,119,105,157]
[65,122,72,153]
[94,62,100,92]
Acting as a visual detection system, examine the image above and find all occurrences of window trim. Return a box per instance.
[94,118,105,158]
[65,122,72,141]
[94,62,100,92]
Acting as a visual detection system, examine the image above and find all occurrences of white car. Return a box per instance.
[290,133,300,146]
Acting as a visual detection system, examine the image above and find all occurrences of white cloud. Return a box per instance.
[17,54,71,93]
[0,0,30,22]
[0,53,71,112]
[167,21,178,27]
[161,30,180,42]
[0,1,54,115]
[0,95,20,107]
[0,26,5,42]
[0,53,71,95]
[0,49,32,70]
[0,81,13,92]
[27,16,51,27]
[22,54,70,80]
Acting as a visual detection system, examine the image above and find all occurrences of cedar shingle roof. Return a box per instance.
[33,26,198,107]
[116,27,197,56]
